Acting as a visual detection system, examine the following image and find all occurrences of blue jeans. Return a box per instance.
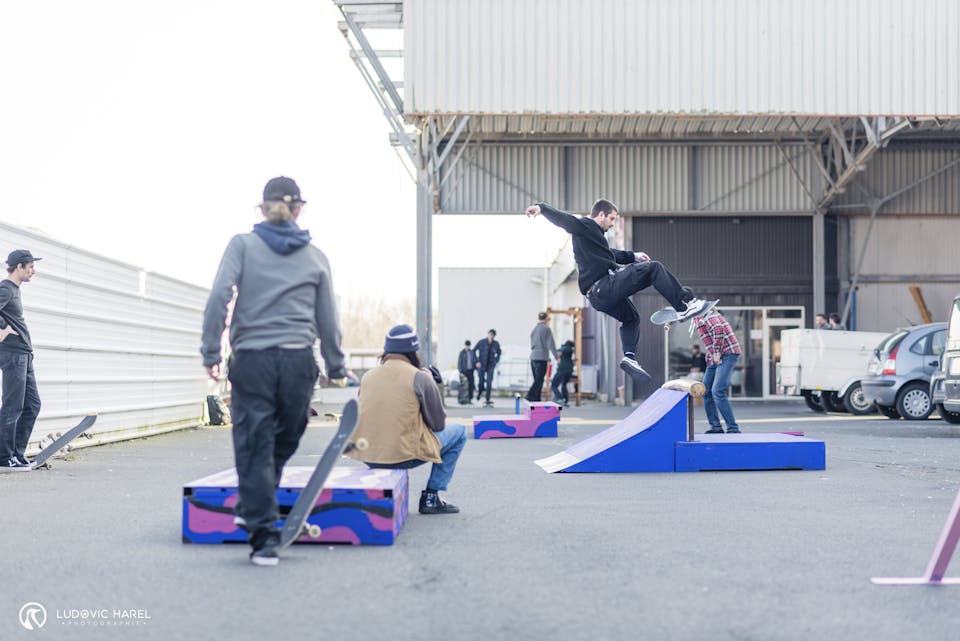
[703,353,740,430]
[0,351,41,460]
[227,348,319,548]
[477,366,496,401]
[367,423,467,492]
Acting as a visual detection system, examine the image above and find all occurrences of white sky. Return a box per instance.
[0,0,568,302]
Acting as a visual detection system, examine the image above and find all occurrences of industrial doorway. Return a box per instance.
[664,306,804,398]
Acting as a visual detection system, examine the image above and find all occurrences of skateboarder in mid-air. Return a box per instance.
[525,200,710,383]
[201,177,347,566]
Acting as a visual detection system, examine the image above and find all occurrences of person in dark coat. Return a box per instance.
[457,340,476,403]
[474,329,501,407]
[550,340,575,407]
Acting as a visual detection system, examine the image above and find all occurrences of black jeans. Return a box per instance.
[551,371,572,403]
[0,351,41,460]
[227,347,319,549]
[526,360,548,402]
[586,261,686,356]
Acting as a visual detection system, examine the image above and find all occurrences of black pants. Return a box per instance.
[227,347,319,550]
[586,261,686,357]
[459,369,475,401]
[551,371,572,403]
[526,360,548,402]
[0,351,41,460]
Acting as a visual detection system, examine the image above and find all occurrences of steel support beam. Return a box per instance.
[812,210,826,319]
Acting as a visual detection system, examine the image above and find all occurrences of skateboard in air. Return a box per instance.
[278,400,364,548]
[33,415,97,469]
[650,299,719,326]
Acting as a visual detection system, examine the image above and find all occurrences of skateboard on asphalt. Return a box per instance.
[650,299,719,326]
[33,415,97,469]
[278,400,361,548]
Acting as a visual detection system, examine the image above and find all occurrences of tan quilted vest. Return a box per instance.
[347,357,442,464]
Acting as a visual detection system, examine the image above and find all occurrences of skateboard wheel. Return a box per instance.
[355,438,369,451]
[306,524,321,538]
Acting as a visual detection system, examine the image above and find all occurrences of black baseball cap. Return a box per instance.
[6,249,42,268]
[263,176,306,204]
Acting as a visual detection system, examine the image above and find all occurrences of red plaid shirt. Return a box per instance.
[693,311,741,365]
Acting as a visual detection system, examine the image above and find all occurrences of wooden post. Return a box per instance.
[661,378,706,442]
[909,285,934,324]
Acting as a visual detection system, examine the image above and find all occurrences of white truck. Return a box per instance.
[778,328,889,414]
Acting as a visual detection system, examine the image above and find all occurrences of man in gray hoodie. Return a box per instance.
[526,311,557,402]
[201,176,346,566]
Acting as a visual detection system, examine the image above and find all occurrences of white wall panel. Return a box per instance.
[1,221,209,447]
[406,0,960,116]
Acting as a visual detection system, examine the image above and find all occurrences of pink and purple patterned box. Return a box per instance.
[182,465,408,545]
[473,401,560,439]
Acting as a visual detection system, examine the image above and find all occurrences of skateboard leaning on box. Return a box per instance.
[278,400,362,548]
[650,299,718,326]
[33,415,97,469]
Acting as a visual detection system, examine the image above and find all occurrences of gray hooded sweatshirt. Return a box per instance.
[200,226,345,378]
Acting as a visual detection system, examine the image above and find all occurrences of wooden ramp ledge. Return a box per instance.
[661,378,706,399]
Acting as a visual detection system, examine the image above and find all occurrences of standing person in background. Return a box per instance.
[828,313,846,331]
[201,176,346,566]
[474,329,501,407]
[691,303,742,434]
[689,344,707,381]
[526,312,557,402]
[814,313,830,330]
[0,250,43,471]
[551,340,576,407]
[457,340,476,404]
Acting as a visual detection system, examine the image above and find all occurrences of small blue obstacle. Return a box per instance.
[535,388,825,473]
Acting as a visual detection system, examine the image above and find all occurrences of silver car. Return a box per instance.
[861,322,947,420]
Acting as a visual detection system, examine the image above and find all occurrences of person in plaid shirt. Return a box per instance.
[692,307,742,434]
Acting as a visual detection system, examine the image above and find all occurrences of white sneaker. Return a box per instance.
[675,298,710,322]
[619,357,651,383]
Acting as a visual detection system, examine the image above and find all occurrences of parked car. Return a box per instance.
[930,350,960,424]
[862,322,947,420]
[941,294,960,422]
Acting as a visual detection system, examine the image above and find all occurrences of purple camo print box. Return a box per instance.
[473,401,561,439]
[182,465,408,545]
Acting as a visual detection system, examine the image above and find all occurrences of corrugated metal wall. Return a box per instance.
[847,216,960,331]
[441,143,818,214]
[833,145,960,214]
[1,221,209,449]
[405,0,960,115]
[629,216,816,390]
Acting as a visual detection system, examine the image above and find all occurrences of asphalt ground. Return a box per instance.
[3,392,960,641]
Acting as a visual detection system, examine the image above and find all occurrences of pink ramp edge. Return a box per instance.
[872,487,960,585]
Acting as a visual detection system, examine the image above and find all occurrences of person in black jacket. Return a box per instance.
[0,250,42,471]
[457,340,476,404]
[525,200,709,384]
[474,329,501,407]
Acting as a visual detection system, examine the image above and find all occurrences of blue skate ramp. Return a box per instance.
[535,388,688,473]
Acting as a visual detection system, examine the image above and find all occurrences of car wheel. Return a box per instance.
[803,392,826,413]
[895,382,933,420]
[876,404,901,419]
[822,391,847,413]
[843,383,876,415]
[938,404,960,425]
